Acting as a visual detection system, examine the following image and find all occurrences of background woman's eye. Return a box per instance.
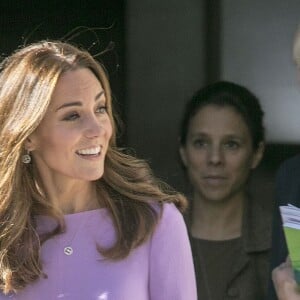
[193,139,208,148]
[63,112,79,121]
[225,141,240,149]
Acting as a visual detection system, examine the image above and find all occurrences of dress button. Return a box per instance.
[227,287,239,297]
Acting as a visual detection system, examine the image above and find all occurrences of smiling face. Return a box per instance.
[180,105,263,203]
[26,68,113,183]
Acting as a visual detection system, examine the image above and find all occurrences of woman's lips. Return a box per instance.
[203,176,227,186]
[75,145,103,160]
[76,146,102,155]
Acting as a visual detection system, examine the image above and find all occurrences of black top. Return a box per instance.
[189,196,271,300]
[191,237,241,300]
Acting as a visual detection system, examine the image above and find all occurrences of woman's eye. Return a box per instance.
[225,141,240,149]
[193,139,208,148]
[96,105,107,114]
[63,112,80,121]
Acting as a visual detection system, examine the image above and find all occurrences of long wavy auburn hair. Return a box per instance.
[0,40,187,294]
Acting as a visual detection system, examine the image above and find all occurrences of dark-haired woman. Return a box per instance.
[179,81,271,300]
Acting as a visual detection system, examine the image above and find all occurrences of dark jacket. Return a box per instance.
[190,196,272,300]
[268,154,300,300]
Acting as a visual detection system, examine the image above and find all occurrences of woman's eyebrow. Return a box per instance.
[95,90,105,101]
[55,91,105,112]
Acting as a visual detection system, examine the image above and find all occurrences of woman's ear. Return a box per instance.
[179,146,188,168]
[24,135,36,152]
[251,142,265,169]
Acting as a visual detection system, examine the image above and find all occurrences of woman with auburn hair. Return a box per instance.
[0,41,196,299]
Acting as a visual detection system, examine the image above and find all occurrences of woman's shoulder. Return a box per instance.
[147,203,197,299]
[275,154,300,206]
[276,154,300,178]
[244,196,272,252]
[151,202,187,239]
[157,202,184,221]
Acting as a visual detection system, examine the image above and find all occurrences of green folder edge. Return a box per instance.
[283,226,300,283]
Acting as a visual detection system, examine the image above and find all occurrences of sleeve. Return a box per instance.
[267,156,300,300]
[148,203,197,300]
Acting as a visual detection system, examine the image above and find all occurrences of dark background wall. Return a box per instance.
[124,0,300,210]
[125,0,206,191]
[0,0,126,127]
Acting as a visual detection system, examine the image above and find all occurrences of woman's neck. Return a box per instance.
[190,192,244,241]
[42,178,101,214]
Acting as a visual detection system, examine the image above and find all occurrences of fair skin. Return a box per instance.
[25,68,113,214]
[180,105,264,240]
[272,258,300,300]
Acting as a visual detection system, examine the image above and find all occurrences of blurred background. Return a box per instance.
[2,0,300,208]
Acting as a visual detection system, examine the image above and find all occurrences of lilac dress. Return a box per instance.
[2,203,197,300]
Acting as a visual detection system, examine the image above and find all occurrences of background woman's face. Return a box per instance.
[180,105,263,203]
[27,68,112,184]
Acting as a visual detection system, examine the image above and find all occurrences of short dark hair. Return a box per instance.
[179,81,265,149]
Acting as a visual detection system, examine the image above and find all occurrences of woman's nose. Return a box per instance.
[208,145,223,165]
[84,117,102,138]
